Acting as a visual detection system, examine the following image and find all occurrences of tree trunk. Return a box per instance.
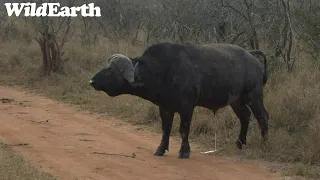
[36,30,63,75]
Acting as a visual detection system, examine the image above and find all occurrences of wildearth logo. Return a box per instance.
[4,2,102,17]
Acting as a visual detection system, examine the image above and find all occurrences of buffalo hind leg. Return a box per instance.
[154,106,174,156]
[248,93,269,147]
[177,107,194,159]
[231,102,252,149]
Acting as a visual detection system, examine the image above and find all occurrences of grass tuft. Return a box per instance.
[0,142,57,180]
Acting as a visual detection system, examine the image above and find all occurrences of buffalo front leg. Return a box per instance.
[154,107,174,156]
[231,103,252,149]
[178,107,194,159]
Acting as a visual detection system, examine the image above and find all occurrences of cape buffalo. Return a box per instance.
[89,42,269,159]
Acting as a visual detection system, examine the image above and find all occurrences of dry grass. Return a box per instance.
[0,142,57,180]
[0,20,320,179]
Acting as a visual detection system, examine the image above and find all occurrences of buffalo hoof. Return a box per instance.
[154,150,165,156]
[178,152,190,159]
[236,140,246,149]
[261,141,268,152]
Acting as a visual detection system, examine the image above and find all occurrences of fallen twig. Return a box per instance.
[9,143,30,147]
[15,143,29,146]
[200,133,218,155]
[93,152,136,158]
[79,139,95,142]
[201,150,218,155]
[0,98,15,103]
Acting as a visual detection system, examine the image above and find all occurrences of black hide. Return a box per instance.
[90,42,269,159]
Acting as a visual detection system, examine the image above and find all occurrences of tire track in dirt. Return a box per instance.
[0,86,286,180]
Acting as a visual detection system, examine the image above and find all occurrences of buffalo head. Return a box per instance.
[90,54,140,96]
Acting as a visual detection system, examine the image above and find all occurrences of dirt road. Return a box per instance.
[0,86,285,180]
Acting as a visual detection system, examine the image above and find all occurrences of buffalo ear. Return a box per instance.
[129,62,144,87]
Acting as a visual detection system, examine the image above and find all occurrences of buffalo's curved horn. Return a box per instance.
[134,62,141,80]
[108,54,135,83]
[107,54,128,64]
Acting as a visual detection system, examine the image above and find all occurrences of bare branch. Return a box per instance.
[220,0,248,20]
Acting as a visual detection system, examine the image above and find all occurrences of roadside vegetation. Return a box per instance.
[0,0,319,179]
[0,142,57,180]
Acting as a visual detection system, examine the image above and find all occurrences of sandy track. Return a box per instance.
[0,86,285,180]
